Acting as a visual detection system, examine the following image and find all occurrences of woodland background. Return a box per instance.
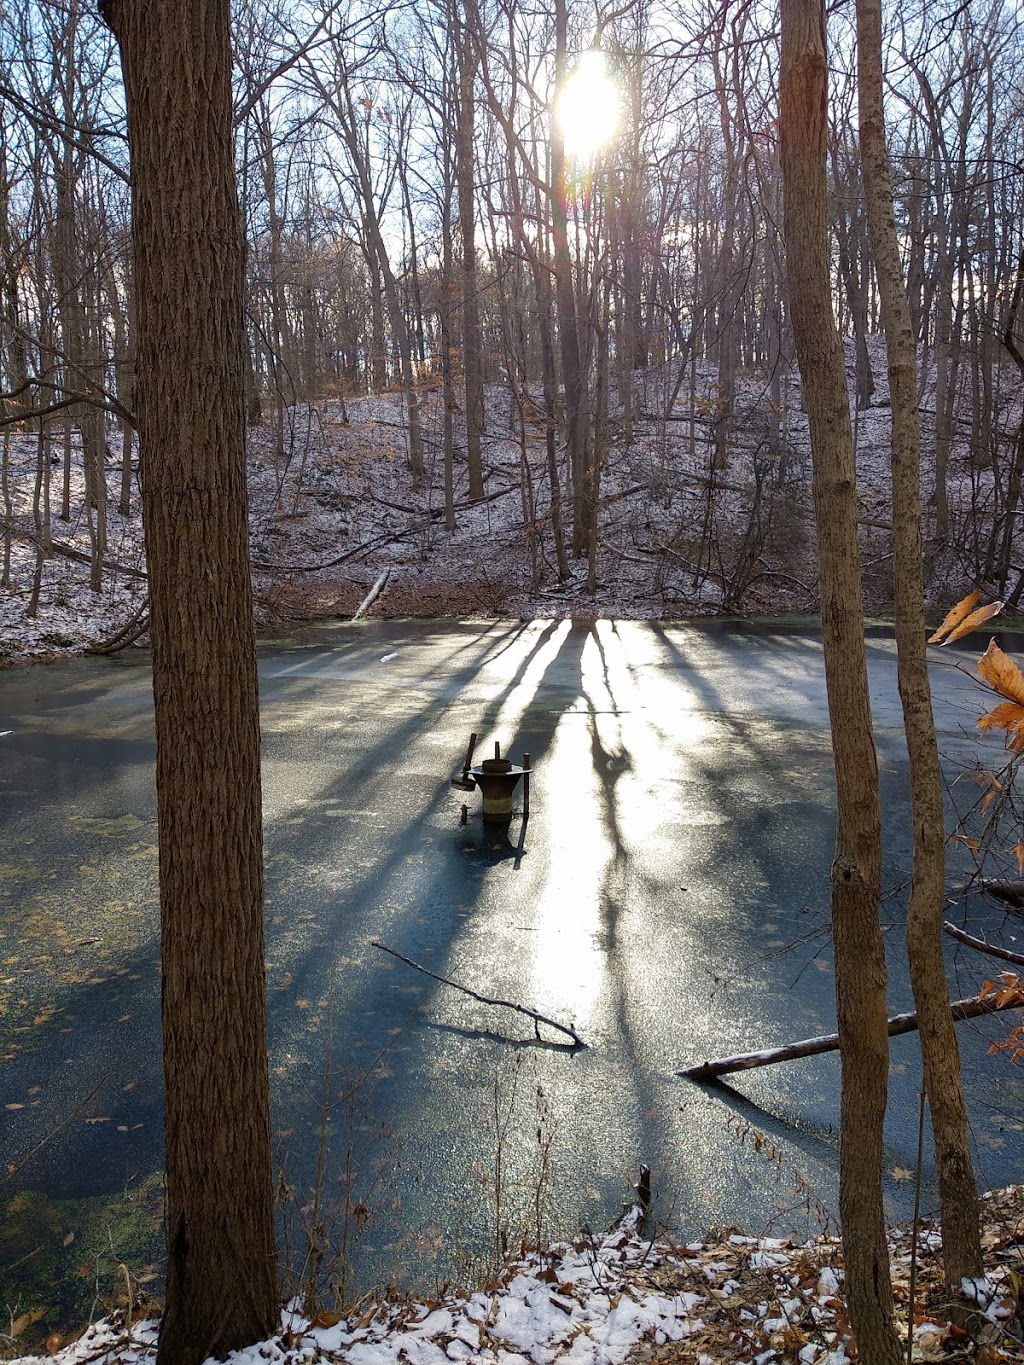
[1,0,1023,656]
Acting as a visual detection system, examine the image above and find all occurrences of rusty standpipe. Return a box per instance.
[452,735,530,824]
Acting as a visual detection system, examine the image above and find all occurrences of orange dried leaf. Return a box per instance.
[978,640,1024,705]
[928,590,982,642]
[942,600,1004,644]
[1014,844,1024,875]
[950,833,981,853]
[978,701,1024,751]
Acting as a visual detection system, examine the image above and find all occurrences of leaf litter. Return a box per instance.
[6,1188,1024,1365]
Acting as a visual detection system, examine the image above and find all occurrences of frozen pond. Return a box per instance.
[2,620,1022,1329]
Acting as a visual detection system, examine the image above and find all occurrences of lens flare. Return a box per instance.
[554,49,621,161]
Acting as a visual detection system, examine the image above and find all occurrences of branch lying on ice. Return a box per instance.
[978,878,1024,908]
[678,991,1024,1080]
[371,940,585,1048]
[944,920,1024,967]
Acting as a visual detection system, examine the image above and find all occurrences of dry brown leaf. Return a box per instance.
[978,701,1024,751]
[942,600,1004,644]
[10,1308,46,1338]
[310,1311,343,1329]
[978,640,1024,705]
[928,589,981,642]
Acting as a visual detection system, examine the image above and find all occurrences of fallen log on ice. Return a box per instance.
[944,921,1024,967]
[978,879,1024,908]
[678,991,1024,1080]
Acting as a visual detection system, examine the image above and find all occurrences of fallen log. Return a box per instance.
[254,483,519,574]
[678,991,1024,1080]
[352,567,392,620]
[944,921,1024,967]
[86,596,151,654]
[0,520,147,580]
[371,940,584,1048]
[979,879,1024,908]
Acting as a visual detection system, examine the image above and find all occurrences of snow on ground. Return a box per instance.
[7,1190,1024,1365]
[3,338,1019,669]
[0,430,147,663]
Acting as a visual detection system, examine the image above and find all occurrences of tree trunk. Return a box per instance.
[440,139,456,532]
[100,3,278,1362]
[778,1,902,1360]
[855,0,983,1288]
[551,0,587,554]
[456,27,485,501]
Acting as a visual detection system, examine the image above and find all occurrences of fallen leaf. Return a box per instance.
[62,1231,75,1246]
[892,1166,914,1181]
[10,1308,46,1337]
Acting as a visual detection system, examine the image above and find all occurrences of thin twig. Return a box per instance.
[371,941,585,1048]
[1,1082,103,1190]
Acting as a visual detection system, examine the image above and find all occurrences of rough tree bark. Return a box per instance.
[98,2,278,1362]
[456,14,485,502]
[551,0,588,555]
[855,0,983,1287]
[778,0,902,1359]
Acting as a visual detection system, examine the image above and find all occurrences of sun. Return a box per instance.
[554,49,621,161]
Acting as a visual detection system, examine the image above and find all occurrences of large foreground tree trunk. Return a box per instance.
[855,0,983,1288]
[778,0,902,1359]
[100,3,278,1362]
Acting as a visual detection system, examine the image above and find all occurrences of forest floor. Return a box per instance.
[6,1190,1024,1365]
[1,334,1015,667]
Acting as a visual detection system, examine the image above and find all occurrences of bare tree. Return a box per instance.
[778,0,902,1357]
[99,1,278,1361]
[856,0,984,1288]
